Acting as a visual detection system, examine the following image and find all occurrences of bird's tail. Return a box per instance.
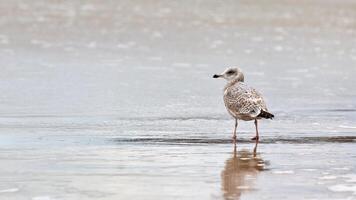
[258,110,274,119]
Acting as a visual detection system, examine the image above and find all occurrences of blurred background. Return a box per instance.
[1,0,355,118]
[0,0,356,199]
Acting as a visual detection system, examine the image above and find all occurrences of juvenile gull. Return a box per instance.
[213,67,274,142]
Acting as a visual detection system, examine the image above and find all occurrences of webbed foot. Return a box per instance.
[251,136,259,141]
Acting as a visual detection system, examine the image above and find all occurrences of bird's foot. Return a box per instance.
[232,135,237,143]
[251,136,259,141]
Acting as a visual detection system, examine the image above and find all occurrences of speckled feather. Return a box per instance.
[224,82,267,121]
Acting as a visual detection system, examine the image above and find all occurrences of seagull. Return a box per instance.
[213,67,274,142]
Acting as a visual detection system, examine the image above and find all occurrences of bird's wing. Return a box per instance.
[224,83,267,117]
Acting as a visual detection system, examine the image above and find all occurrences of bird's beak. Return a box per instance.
[213,74,221,78]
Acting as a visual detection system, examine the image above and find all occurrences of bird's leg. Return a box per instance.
[251,119,259,141]
[232,118,238,143]
[253,137,259,157]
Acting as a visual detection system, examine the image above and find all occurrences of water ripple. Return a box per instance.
[113,136,356,144]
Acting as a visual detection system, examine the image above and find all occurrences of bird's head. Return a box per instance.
[213,67,244,82]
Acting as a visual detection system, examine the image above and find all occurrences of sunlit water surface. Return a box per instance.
[0,0,356,199]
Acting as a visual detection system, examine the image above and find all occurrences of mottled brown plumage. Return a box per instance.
[224,81,268,121]
[213,67,274,142]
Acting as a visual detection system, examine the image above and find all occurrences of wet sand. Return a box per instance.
[1,0,356,199]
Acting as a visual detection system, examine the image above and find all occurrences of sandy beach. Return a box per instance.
[0,0,356,199]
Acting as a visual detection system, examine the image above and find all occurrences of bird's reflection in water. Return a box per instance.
[221,141,266,200]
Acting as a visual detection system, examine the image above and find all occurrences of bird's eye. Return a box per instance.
[227,70,235,75]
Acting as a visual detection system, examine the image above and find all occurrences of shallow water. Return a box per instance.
[1,0,356,199]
